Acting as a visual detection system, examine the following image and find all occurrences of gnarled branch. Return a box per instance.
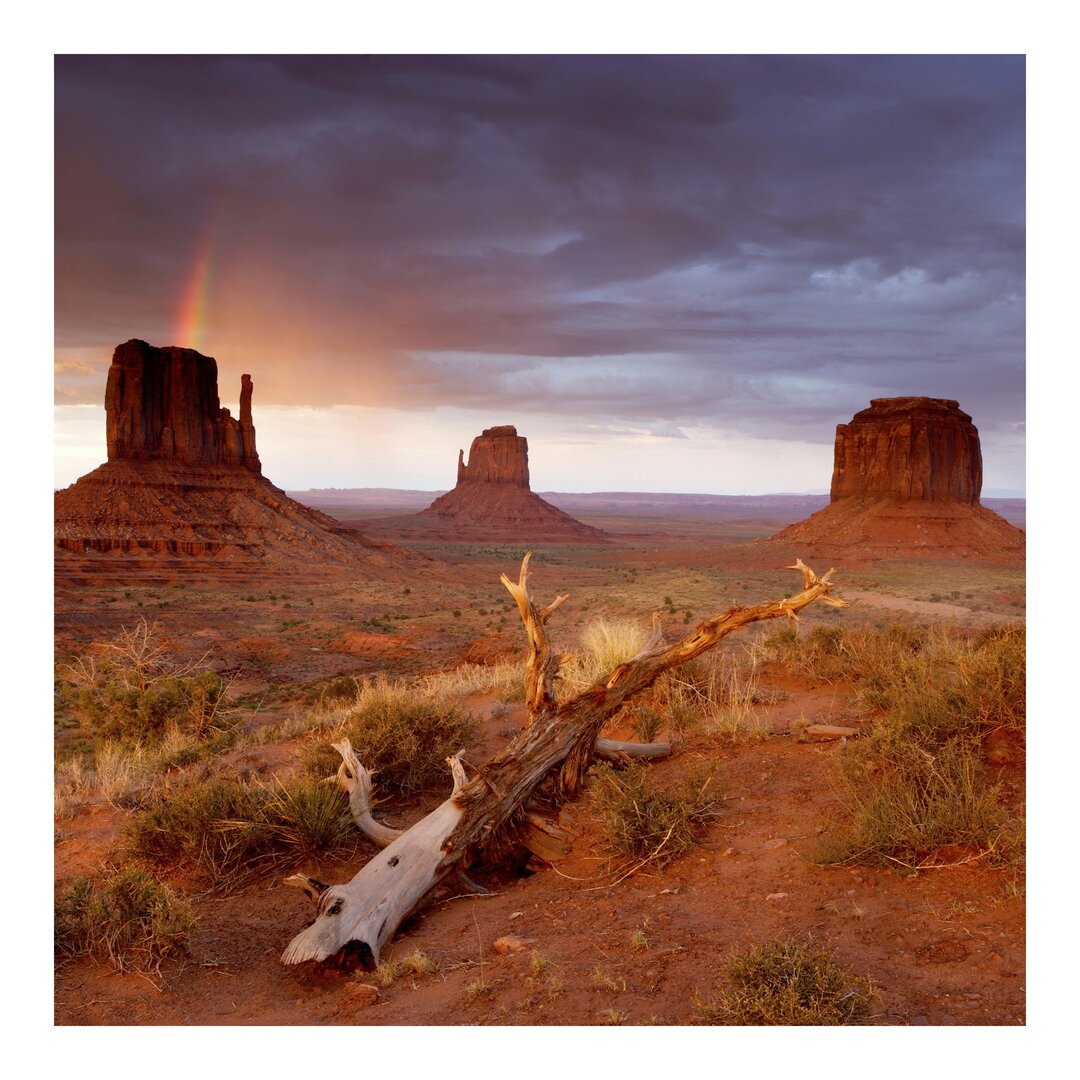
[282,557,846,968]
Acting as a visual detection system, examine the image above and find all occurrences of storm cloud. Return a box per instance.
[54,55,1024,489]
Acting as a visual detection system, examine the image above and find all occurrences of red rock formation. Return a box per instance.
[105,339,261,471]
[764,397,1023,563]
[56,340,419,573]
[456,426,530,487]
[830,398,981,502]
[361,425,606,543]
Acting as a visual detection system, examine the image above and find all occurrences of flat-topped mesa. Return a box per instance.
[761,395,1022,563]
[105,339,261,472]
[456,425,530,488]
[830,396,981,504]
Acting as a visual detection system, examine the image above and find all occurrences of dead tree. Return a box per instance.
[282,555,846,968]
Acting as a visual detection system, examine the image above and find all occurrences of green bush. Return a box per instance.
[58,620,239,746]
[126,774,356,880]
[55,868,195,972]
[301,674,475,797]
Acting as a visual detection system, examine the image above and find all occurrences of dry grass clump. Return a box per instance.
[663,650,769,740]
[300,674,475,797]
[693,937,879,1025]
[58,618,240,749]
[589,762,719,867]
[55,725,229,818]
[55,741,159,817]
[373,949,439,987]
[55,868,195,973]
[421,660,525,703]
[561,617,769,741]
[559,617,655,696]
[126,773,357,881]
[809,622,1025,869]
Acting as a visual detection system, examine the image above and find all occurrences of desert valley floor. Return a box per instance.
[53,496,1026,1026]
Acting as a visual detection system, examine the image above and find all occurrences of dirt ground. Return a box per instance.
[53,505,1026,1028]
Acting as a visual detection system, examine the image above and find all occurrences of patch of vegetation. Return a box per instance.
[589,762,719,867]
[693,937,878,1025]
[58,619,240,749]
[806,623,1025,869]
[422,660,524,703]
[126,774,356,880]
[373,949,439,987]
[300,674,476,797]
[559,616,654,696]
[55,868,195,973]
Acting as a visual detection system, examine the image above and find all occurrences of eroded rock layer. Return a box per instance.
[106,339,261,471]
[764,397,1023,563]
[831,397,981,502]
[56,341,418,572]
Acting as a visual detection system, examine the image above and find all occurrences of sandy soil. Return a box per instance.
[53,506,1025,1027]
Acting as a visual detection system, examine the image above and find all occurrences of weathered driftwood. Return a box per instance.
[595,737,671,762]
[281,556,845,967]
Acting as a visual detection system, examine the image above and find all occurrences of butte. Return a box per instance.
[760,397,1024,563]
[54,339,416,581]
[360,425,606,543]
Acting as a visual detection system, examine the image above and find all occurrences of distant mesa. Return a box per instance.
[358,425,607,543]
[765,397,1024,562]
[55,339,414,572]
[455,425,530,487]
[829,397,981,503]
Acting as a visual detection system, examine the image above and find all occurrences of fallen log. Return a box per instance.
[282,556,845,967]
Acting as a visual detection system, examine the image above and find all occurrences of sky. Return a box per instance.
[54,54,1026,494]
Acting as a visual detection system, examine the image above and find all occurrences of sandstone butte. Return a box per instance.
[765,397,1025,562]
[54,339,413,571]
[414,425,607,543]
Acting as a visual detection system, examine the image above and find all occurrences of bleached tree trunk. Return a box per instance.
[282,556,845,967]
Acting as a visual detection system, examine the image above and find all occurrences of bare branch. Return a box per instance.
[500,551,567,714]
[329,739,403,849]
[282,559,845,968]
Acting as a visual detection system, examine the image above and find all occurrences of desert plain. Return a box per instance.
[54,485,1025,1027]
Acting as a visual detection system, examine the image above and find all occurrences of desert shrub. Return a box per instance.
[307,675,359,708]
[300,674,475,797]
[760,620,929,687]
[55,868,195,972]
[126,774,356,879]
[815,622,1025,868]
[693,937,878,1025]
[821,739,1016,869]
[59,619,239,747]
[589,762,719,867]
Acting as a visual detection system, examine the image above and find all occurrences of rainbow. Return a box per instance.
[174,211,220,351]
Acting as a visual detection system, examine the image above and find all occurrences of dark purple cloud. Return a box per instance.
[54,54,1024,451]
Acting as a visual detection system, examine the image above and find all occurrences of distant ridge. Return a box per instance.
[286,487,1024,529]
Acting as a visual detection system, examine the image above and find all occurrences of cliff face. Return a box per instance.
[56,340,418,571]
[830,397,981,503]
[764,397,1022,563]
[105,339,260,472]
[456,426,530,487]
